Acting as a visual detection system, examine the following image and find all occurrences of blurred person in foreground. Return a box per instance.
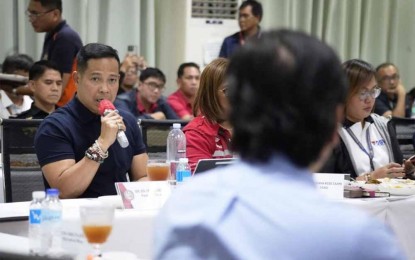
[321,59,406,181]
[16,60,62,119]
[167,62,200,120]
[374,63,411,118]
[35,43,148,199]
[182,58,233,172]
[154,30,405,259]
[26,0,82,106]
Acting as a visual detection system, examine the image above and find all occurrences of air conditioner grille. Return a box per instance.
[192,0,239,20]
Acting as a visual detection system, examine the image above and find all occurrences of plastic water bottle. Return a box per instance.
[40,188,62,255]
[167,123,186,180]
[29,191,46,255]
[176,158,191,183]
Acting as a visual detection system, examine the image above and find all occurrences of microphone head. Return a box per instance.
[98,99,115,115]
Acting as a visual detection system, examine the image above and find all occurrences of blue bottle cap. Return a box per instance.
[46,188,60,196]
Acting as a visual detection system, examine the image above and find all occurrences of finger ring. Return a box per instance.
[117,123,121,131]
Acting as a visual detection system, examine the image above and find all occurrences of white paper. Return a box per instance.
[115,181,171,210]
[313,173,347,200]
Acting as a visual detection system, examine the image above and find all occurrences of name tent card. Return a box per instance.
[313,173,348,199]
[115,181,172,210]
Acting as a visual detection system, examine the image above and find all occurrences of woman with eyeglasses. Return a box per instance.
[322,59,405,181]
[183,58,233,172]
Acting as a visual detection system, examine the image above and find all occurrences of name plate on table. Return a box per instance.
[115,181,172,210]
[313,173,348,199]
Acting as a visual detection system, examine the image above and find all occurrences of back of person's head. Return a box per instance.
[29,60,62,80]
[77,43,120,73]
[177,62,200,78]
[240,0,263,21]
[2,54,34,74]
[343,59,376,104]
[193,58,229,120]
[139,67,166,84]
[227,29,347,166]
[33,0,62,13]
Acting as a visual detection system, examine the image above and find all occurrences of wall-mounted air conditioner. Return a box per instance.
[185,0,241,67]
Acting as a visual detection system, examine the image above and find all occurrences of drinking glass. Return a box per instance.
[80,203,115,257]
[147,159,170,181]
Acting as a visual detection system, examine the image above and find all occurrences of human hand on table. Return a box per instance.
[371,163,405,179]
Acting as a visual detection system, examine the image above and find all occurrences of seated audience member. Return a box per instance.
[407,87,415,117]
[167,62,200,120]
[118,53,147,95]
[0,54,34,118]
[374,63,411,118]
[154,30,405,259]
[16,60,62,119]
[321,59,405,181]
[183,58,232,172]
[115,67,179,120]
[35,43,148,199]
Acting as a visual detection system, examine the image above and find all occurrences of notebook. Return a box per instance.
[193,158,236,174]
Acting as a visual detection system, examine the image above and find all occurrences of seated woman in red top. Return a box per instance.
[183,58,233,172]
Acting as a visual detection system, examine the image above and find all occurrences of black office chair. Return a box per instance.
[390,117,415,160]
[138,119,189,159]
[1,119,44,203]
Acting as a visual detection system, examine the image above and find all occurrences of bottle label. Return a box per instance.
[177,170,191,182]
[29,209,41,224]
[42,209,62,224]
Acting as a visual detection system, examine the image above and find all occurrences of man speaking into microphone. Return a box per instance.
[35,43,148,199]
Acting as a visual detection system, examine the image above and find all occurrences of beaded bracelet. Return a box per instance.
[85,140,108,164]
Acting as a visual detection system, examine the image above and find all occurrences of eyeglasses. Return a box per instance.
[25,9,55,19]
[143,81,164,92]
[358,87,381,101]
[380,74,400,83]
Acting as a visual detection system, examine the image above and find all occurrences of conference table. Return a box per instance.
[0,198,157,259]
[1,195,415,259]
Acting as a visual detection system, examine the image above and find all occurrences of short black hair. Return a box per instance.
[76,43,120,73]
[240,0,263,21]
[227,29,347,166]
[177,62,200,78]
[139,67,166,84]
[2,54,34,74]
[29,60,62,81]
[33,0,62,13]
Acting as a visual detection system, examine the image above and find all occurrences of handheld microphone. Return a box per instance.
[98,100,129,148]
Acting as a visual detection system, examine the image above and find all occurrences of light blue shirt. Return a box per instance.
[154,156,406,259]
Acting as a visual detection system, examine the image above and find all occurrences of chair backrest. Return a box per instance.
[390,117,415,160]
[138,119,189,159]
[1,118,44,203]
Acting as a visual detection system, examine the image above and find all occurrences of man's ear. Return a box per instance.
[137,81,144,91]
[73,71,79,85]
[28,80,36,92]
